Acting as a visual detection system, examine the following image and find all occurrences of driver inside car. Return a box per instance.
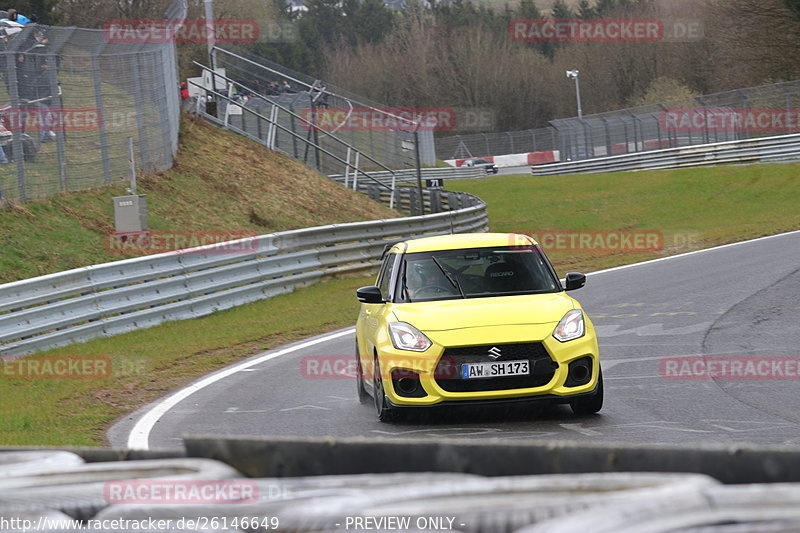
[407,260,458,300]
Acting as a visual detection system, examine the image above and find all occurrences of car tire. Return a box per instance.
[570,369,603,415]
[373,356,398,422]
[356,342,369,405]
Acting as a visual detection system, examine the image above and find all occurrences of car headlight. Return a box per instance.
[553,309,585,342]
[389,322,432,352]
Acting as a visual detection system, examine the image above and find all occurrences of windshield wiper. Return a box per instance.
[431,256,466,299]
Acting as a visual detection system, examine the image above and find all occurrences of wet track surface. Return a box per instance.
[110,232,800,449]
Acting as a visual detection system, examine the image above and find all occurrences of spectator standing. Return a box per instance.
[6,9,31,24]
[17,31,56,142]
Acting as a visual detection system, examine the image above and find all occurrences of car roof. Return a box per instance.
[394,233,538,253]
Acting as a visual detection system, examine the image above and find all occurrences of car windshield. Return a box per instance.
[399,245,560,302]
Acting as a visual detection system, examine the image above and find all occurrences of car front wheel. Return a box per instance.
[373,356,398,422]
[570,369,603,415]
[356,343,369,404]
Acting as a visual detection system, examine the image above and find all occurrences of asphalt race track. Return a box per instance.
[496,166,530,175]
[111,231,800,450]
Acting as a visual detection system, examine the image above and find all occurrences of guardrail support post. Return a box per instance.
[414,129,424,216]
[429,189,441,213]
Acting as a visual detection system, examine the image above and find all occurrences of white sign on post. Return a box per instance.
[201,67,228,92]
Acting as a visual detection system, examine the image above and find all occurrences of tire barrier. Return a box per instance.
[0,451,83,478]
[516,483,800,533]
[0,458,242,520]
[5,448,800,533]
[89,472,716,533]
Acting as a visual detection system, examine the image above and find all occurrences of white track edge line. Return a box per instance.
[126,328,355,450]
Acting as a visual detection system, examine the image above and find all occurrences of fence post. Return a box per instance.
[4,50,26,203]
[352,151,360,191]
[344,147,351,188]
[45,54,67,192]
[738,90,750,139]
[159,45,179,168]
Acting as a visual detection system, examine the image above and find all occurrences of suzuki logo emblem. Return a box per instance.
[487,346,502,360]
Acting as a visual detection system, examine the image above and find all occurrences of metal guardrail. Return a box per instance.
[329,166,486,187]
[532,133,800,176]
[0,188,487,356]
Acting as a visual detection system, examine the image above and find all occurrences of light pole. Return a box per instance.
[566,69,583,120]
[204,0,216,69]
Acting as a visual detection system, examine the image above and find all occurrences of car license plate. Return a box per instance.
[461,360,529,379]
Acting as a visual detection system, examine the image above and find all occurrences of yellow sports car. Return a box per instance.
[355,233,602,421]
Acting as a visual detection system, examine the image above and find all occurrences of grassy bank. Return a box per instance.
[447,162,800,272]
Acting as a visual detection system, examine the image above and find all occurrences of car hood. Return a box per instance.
[390,293,576,332]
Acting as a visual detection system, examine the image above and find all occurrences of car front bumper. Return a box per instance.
[375,323,600,407]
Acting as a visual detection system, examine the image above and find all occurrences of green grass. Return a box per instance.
[446,162,800,273]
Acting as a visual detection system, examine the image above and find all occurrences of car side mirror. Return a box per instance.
[357,286,384,304]
[564,272,586,291]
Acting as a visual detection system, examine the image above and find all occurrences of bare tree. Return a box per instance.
[55,0,177,27]
[709,0,800,82]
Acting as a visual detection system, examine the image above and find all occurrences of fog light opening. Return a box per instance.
[396,378,418,395]
[565,357,594,387]
[391,369,426,398]
[570,364,590,382]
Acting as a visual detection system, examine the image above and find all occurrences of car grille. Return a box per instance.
[434,342,557,393]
